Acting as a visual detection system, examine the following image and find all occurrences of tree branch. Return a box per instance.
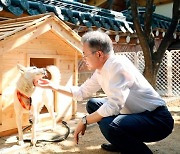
[155,0,180,65]
[144,0,155,54]
[144,0,154,36]
[130,0,152,68]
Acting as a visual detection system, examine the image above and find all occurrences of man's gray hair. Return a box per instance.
[81,31,113,54]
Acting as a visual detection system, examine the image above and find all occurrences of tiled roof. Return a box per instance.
[0,0,179,33]
[0,0,134,33]
[122,8,180,32]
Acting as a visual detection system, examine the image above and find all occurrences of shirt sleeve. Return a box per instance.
[97,60,135,117]
[70,71,101,101]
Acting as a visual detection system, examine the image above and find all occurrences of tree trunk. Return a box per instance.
[130,0,180,89]
[143,64,156,88]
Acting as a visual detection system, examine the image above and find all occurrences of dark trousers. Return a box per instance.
[86,98,174,154]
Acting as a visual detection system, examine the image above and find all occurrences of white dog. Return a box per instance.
[14,64,60,146]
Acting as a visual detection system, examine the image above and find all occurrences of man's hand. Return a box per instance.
[34,79,58,90]
[74,121,86,144]
[74,112,103,144]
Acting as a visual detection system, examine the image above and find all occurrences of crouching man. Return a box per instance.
[35,30,174,154]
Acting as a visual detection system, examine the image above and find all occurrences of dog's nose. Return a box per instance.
[43,68,47,76]
[29,118,33,124]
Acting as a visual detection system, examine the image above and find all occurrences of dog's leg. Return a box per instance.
[44,91,56,131]
[30,107,38,146]
[15,110,24,145]
[46,104,56,131]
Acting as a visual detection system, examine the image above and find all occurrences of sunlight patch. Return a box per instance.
[86,145,100,150]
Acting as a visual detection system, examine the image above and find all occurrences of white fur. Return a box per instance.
[14,64,60,146]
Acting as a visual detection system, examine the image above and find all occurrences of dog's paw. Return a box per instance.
[31,139,37,146]
[18,140,24,146]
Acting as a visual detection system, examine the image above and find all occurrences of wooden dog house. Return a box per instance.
[0,13,82,135]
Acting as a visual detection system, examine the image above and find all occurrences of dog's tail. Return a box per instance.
[46,65,61,84]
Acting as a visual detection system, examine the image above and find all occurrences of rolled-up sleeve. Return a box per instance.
[97,100,120,117]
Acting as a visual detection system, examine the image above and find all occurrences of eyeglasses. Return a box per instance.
[82,50,97,59]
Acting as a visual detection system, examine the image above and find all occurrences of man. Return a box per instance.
[35,31,174,154]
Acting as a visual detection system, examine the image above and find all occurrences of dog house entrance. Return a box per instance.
[30,58,55,114]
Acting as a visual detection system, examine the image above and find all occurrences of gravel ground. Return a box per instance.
[0,97,180,154]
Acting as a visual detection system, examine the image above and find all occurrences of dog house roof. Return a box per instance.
[0,13,82,55]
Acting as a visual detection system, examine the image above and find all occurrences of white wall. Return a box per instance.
[155,3,173,18]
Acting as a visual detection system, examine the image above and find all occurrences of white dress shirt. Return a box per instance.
[71,54,165,117]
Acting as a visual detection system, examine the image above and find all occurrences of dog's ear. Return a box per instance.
[17,64,26,73]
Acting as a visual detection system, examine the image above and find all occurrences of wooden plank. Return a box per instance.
[0,20,34,28]
[0,127,18,137]
[27,54,59,59]
[2,52,25,59]
[87,0,107,6]
[53,16,81,41]
[0,95,2,125]
[21,42,67,51]
[19,39,68,50]
[2,59,24,64]
[0,10,25,19]
[167,51,173,96]
[0,27,16,32]
[74,51,78,86]
[0,14,52,41]
[51,19,82,55]
[59,61,74,70]
[0,21,52,55]
[72,51,78,116]
[0,12,51,25]
[0,33,4,36]
[54,57,60,112]
[0,109,29,132]
[1,64,24,72]
[38,30,60,40]
[52,22,81,45]
[37,30,81,56]
[18,47,58,55]
[27,54,74,61]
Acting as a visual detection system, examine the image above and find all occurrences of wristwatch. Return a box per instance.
[82,115,87,125]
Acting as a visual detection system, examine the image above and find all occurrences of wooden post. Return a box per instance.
[0,56,2,125]
[72,51,79,117]
[54,56,60,113]
[0,95,2,125]
[167,51,173,96]
[134,51,138,68]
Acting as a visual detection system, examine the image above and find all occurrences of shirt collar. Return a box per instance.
[97,54,115,74]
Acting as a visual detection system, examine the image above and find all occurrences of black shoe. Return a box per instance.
[101,143,121,152]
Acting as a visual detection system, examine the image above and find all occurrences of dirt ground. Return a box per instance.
[0,97,180,154]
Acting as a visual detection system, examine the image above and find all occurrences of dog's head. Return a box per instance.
[17,64,46,82]
[16,64,47,96]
